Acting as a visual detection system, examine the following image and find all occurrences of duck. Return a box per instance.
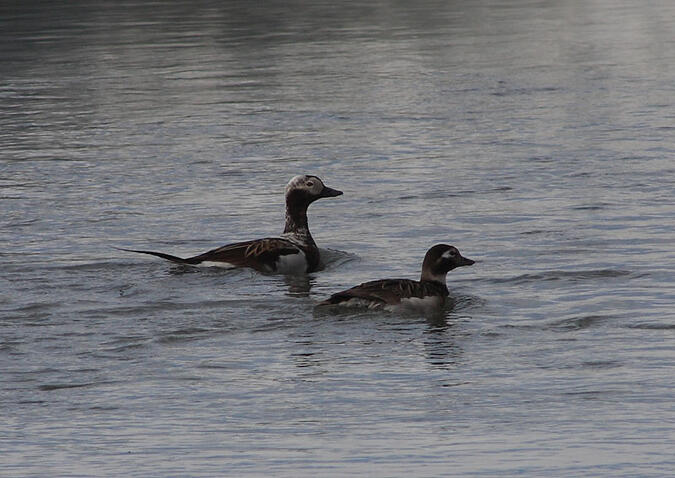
[318,244,474,312]
[118,175,342,273]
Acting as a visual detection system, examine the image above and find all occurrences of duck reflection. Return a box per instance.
[282,273,313,298]
[421,304,467,370]
[423,328,464,370]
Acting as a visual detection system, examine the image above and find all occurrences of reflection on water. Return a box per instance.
[3,0,675,476]
[283,273,313,297]
[423,323,464,370]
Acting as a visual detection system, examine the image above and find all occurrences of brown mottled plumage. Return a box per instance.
[118,175,342,273]
[320,244,474,310]
[326,278,450,307]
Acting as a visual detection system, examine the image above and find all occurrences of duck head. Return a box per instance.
[420,244,474,283]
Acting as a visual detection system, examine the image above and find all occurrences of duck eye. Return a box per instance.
[306,181,314,187]
[442,249,457,260]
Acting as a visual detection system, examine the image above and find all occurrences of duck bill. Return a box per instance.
[458,255,475,267]
[320,186,343,198]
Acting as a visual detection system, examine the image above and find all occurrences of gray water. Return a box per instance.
[2,1,675,476]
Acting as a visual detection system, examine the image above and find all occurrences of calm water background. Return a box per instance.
[2,1,675,476]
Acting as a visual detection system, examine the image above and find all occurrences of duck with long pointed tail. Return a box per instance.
[319,244,474,312]
[118,175,342,273]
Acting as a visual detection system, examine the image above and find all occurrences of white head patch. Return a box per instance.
[286,175,323,196]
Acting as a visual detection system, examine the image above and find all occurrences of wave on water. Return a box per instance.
[626,322,675,330]
[318,247,358,271]
[155,327,214,344]
[546,314,614,331]
[498,313,620,333]
[38,382,111,392]
[485,269,633,285]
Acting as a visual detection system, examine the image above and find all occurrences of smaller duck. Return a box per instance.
[118,175,342,274]
[319,244,474,312]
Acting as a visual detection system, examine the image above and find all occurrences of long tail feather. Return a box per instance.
[114,247,201,265]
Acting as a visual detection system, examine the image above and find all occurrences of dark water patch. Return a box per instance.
[155,327,213,344]
[39,382,105,391]
[487,269,632,285]
[101,335,150,346]
[626,322,675,330]
[491,85,562,97]
[7,368,60,382]
[2,302,60,315]
[555,269,632,280]
[251,316,303,333]
[478,329,503,338]
[0,343,18,353]
[462,214,538,225]
[4,217,40,227]
[58,330,96,338]
[547,247,599,255]
[83,299,245,318]
[369,189,479,204]
[562,389,619,400]
[392,188,514,203]
[9,260,148,275]
[69,367,101,374]
[421,189,478,199]
[59,260,146,272]
[498,322,543,332]
[15,317,56,326]
[88,405,120,411]
[547,314,613,331]
[519,229,562,236]
[17,400,46,405]
[102,342,149,353]
[580,360,623,369]
[198,361,242,370]
[572,203,613,211]
[156,375,203,382]
[439,381,470,388]
[498,314,616,333]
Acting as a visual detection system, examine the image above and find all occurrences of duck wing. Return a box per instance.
[188,238,304,271]
[324,279,428,306]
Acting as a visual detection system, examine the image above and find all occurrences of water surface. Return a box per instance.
[2,1,675,476]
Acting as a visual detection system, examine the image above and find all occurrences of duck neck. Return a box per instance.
[283,196,314,244]
[420,270,447,285]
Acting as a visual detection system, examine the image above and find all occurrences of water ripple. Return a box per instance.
[486,269,632,285]
[547,314,614,331]
[155,327,213,344]
[626,322,675,330]
[3,1,675,475]
[38,381,113,391]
